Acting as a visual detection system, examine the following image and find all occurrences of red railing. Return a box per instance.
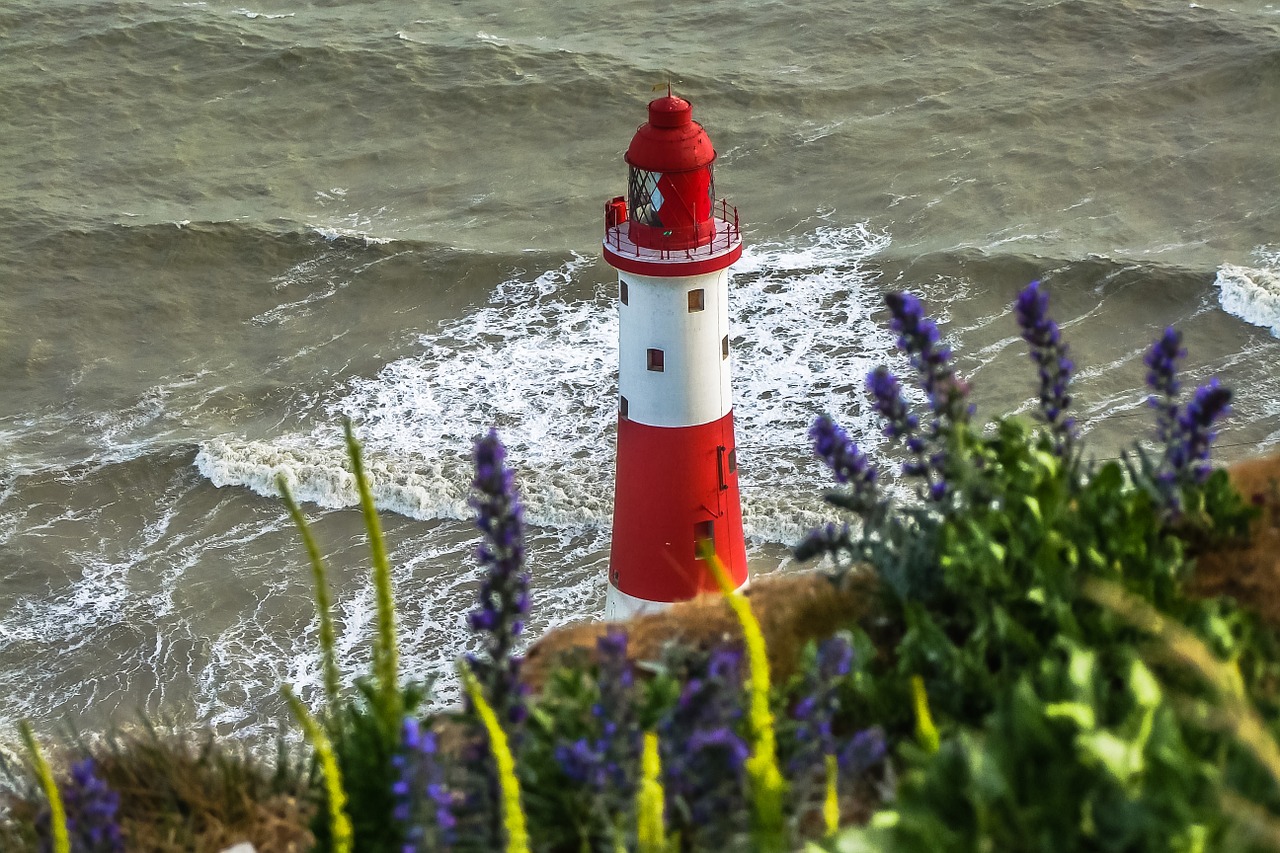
[604,198,741,261]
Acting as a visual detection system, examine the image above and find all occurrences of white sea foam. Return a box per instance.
[1215,251,1280,337]
[310,226,394,246]
[231,9,294,19]
[198,224,896,545]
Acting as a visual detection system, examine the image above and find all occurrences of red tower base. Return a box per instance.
[609,411,748,605]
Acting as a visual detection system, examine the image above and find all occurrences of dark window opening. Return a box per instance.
[695,520,716,554]
[722,335,730,359]
[728,448,738,473]
[647,348,665,372]
[619,396,629,418]
[688,289,705,312]
[619,281,628,305]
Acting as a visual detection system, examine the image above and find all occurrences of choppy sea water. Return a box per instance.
[2,0,1278,745]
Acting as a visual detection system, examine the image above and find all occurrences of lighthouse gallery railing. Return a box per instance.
[603,198,741,261]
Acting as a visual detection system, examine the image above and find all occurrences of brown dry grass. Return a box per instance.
[523,566,881,694]
[1,727,314,853]
[1189,453,1280,626]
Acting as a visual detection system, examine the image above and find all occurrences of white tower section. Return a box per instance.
[618,268,733,428]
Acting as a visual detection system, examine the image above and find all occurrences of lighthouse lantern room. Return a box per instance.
[603,93,748,619]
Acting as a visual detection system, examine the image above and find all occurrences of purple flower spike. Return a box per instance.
[866,367,919,445]
[394,717,460,851]
[1014,281,1077,454]
[1142,328,1233,510]
[466,429,530,727]
[789,635,857,772]
[839,726,888,776]
[784,635,884,814]
[1174,378,1232,484]
[885,292,970,427]
[1144,327,1185,446]
[808,415,881,522]
[794,521,853,563]
[657,644,750,846]
[810,415,880,492]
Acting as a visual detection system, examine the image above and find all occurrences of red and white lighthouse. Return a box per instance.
[602,93,748,619]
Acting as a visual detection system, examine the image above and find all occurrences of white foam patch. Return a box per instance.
[1215,249,1280,337]
[311,226,394,246]
[232,8,294,19]
[198,225,896,544]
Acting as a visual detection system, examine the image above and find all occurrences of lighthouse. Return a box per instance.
[602,93,748,619]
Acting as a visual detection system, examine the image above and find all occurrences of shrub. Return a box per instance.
[801,283,1280,851]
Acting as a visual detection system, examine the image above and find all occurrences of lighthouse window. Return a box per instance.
[647,348,665,372]
[721,335,730,359]
[695,520,716,552]
[619,281,629,305]
[619,396,629,418]
[628,167,663,227]
[728,448,738,473]
[687,289,705,312]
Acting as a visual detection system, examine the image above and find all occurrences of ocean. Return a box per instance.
[2,0,1278,745]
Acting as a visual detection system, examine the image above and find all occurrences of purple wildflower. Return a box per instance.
[1142,329,1232,509]
[1171,378,1232,485]
[658,645,750,847]
[466,429,530,727]
[875,293,971,500]
[885,292,970,428]
[809,415,880,515]
[793,521,853,563]
[1014,280,1077,454]
[394,717,459,851]
[36,758,123,853]
[787,636,854,775]
[1144,327,1185,447]
[783,636,885,826]
[554,630,640,801]
[810,415,880,490]
[838,726,888,777]
[867,367,922,450]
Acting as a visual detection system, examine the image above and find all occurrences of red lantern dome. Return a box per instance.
[622,95,719,251]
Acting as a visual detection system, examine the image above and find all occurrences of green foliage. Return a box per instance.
[825,639,1280,853]
[837,414,1260,738]
[805,295,1280,850]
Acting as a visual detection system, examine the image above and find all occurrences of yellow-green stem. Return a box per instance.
[343,420,402,728]
[282,686,353,853]
[911,675,941,754]
[699,541,787,845]
[636,731,668,853]
[278,476,343,718]
[19,721,68,853]
[823,753,840,835]
[460,664,530,853]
